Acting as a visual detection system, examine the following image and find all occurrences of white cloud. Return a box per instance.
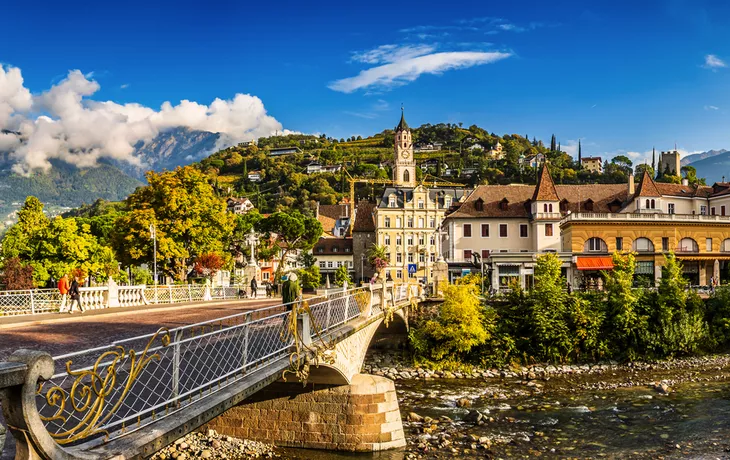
[498,23,526,32]
[705,54,727,69]
[0,66,288,174]
[704,105,720,111]
[330,50,511,93]
[120,83,130,89]
[351,44,436,64]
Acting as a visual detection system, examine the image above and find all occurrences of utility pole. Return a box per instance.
[149,223,158,289]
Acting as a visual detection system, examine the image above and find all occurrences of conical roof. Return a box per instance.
[395,110,409,131]
[635,170,661,197]
[532,164,560,201]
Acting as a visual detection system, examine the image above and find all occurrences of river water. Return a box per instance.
[283,367,730,459]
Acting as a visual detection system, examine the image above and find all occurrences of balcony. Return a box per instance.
[561,212,730,224]
[533,212,563,220]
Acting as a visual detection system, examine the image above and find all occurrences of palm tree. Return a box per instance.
[367,244,388,273]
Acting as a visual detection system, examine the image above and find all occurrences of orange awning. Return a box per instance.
[576,256,614,271]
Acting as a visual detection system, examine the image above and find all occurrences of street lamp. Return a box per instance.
[149,224,157,287]
[360,254,365,285]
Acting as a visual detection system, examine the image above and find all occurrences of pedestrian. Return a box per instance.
[58,274,70,312]
[68,275,84,314]
[250,277,258,299]
[265,282,272,298]
[282,273,300,311]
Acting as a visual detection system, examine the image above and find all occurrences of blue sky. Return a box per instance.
[2,0,730,168]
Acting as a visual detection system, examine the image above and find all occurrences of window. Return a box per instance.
[677,237,699,252]
[444,196,452,208]
[388,195,397,208]
[584,199,594,212]
[384,235,390,245]
[396,235,402,245]
[430,235,435,245]
[662,237,669,251]
[429,218,435,228]
[464,249,472,261]
[396,270,402,279]
[418,217,424,228]
[336,261,342,268]
[499,198,509,211]
[464,224,472,237]
[319,261,326,268]
[396,253,402,263]
[712,207,716,215]
[701,205,708,215]
[723,238,730,252]
[332,247,338,253]
[616,237,623,250]
[585,237,607,252]
[430,254,435,262]
[543,203,548,212]
[707,238,713,252]
[418,199,424,209]
[408,254,414,263]
[419,235,425,245]
[407,235,413,246]
[520,224,529,238]
[327,261,333,268]
[499,224,508,238]
[544,224,553,237]
[723,206,727,216]
[317,247,324,253]
[481,249,490,259]
[481,224,489,237]
[645,199,650,209]
[384,217,391,228]
[419,253,425,263]
[403,170,410,183]
[345,247,351,253]
[651,199,656,209]
[633,237,654,252]
[668,203,675,214]
[474,199,484,211]
[396,217,402,227]
[385,253,391,262]
[407,217,414,228]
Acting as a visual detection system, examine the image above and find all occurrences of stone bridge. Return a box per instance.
[0,283,420,459]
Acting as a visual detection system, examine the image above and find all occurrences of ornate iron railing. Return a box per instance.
[34,286,383,448]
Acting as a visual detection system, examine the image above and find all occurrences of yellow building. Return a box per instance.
[581,156,603,173]
[373,111,468,282]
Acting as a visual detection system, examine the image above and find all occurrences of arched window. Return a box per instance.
[632,237,655,252]
[677,237,699,252]
[651,199,656,209]
[543,203,548,212]
[645,199,650,208]
[403,169,410,183]
[723,238,730,252]
[584,237,608,252]
[549,203,553,212]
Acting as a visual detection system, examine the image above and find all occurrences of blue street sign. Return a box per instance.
[407,264,417,274]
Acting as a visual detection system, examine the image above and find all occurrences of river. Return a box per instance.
[282,360,730,459]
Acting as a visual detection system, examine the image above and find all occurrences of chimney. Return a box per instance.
[681,178,689,186]
[628,173,635,195]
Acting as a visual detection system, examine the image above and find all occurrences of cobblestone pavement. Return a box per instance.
[0,298,279,360]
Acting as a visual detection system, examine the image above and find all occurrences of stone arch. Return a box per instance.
[632,237,654,252]
[677,237,699,253]
[723,238,730,252]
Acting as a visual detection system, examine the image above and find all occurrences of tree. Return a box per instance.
[603,252,647,360]
[611,155,633,175]
[681,165,706,186]
[550,134,556,152]
[578,139,582,165]
[0,257,35,290]
[113,167,235,281]
[634,164,655,178]
[527,253,572,361]
[334,265,352,287]
[257,211,322,282]
[366,244,388,274]
[193,252,226,279]
[651,147,656,175]
[412,284,491,361]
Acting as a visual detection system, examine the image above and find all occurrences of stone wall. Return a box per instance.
[201,374,405,452]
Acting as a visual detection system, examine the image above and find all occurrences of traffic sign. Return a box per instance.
[407,264,417,274]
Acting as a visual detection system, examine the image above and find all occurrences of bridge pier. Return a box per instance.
[201,373,405,452]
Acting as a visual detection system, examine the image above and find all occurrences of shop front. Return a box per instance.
[574,256,614,291]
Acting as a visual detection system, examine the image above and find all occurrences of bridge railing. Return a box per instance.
[29,286,382,451]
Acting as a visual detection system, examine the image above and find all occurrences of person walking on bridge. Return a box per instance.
[250,277,258,299]
[57,274,70,312]
[68,275,84,314]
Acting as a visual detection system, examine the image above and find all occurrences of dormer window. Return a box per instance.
[474,198,484,212]
[583,199,594,212]
[444,196,452,208]
[560,199,569,212]
[499,198,509,211]
[388,194,397,208]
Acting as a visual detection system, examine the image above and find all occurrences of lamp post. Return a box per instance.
[360,254,365,285]
[149,224,158,286]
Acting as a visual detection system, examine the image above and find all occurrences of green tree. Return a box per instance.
[334,265,352,286]
[257,211,322,282]
[603,252,647,360]
[527,253,572,361]
[113,167,235,281]
[634,164,655,178]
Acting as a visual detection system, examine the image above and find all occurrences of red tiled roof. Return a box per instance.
[635,171,661,197]
[532,165,560,201]
[353,201,376,232]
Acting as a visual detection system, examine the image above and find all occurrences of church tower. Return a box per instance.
[393,109,416,187]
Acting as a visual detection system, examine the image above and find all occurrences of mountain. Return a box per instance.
[114,127,221,180]
[684,151,730,184]
[682,149,729,166]
[0,160,143,216]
